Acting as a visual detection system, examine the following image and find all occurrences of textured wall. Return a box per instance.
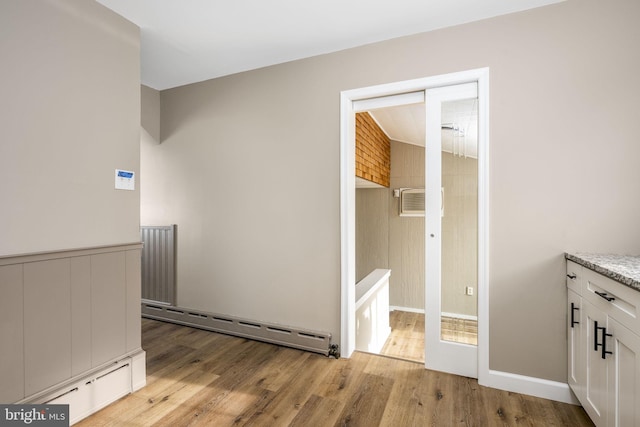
[389,141,425,310]
[356,188,389,283]
[441,152,478,317]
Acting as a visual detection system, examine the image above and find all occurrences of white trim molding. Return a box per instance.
[441,312,478,321]
[481,369,580,405]
[389,306,425,314]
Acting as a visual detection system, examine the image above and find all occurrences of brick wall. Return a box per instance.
[355,112,391,187]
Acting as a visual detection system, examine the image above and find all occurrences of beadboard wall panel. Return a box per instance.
[0,264,24,403]
[126,249,142,352]
[71,256,92,377]
[0,243,143,403]
[24,259,72,396]
[91,251,127,367]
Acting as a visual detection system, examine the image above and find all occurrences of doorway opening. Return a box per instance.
[340,69,489,380]
[354,100,427,364]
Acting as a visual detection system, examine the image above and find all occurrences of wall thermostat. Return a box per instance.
[115,169,135,191]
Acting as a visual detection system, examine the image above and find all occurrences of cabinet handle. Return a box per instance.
[570,302,579,327]
[594,321,614,359]
[567,273,577,279]
[601,327,613,360]
[594,320,604,352]
[595,291,615,302]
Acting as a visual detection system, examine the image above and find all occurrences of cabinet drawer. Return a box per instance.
[583,267,640,334]
[566,260,583,294]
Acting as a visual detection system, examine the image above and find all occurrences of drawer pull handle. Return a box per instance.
[570,302,579,328]
[595,291,615,302]
[567,273,577,280]
[601,328,613,360]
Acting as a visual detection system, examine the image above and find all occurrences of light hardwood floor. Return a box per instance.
[76,319,593,426]
[379,311,477,363]
[380,310,425,363]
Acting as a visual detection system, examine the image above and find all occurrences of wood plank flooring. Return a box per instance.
[76,319,594,427]
[379,310,425,363]
[379,311,477,363]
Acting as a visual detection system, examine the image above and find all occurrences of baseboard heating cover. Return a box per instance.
[33,351,146,426]
[142,302,333,356]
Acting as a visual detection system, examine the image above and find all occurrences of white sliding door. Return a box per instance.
[425,82,479,378]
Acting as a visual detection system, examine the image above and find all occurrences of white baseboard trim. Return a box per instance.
[388,309,477,321]
[131,350,147,392]
[441,312,478,321]
[391,307,576,405]
[480,369,579,405]
[389,305,425,314]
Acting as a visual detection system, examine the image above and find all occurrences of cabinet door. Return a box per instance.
[583,299,608,426]
[607,318,640,427]
[568,288,584,401]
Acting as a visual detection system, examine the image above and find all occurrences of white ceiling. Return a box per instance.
[370,104,427,146]
[97,0,563,90]
[369,98,478,157]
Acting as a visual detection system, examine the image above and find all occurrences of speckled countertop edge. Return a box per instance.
[565,252,640,292]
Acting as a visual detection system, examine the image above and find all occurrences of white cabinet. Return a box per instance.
[581,298,608,425]
[567,261,584,402]
[567,261,640,427]
[607,317,640,427]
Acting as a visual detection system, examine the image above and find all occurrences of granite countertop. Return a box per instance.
[565,252,640,292]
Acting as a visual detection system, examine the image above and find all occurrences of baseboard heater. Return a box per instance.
[142,302,336,357]
[29,351,146,426]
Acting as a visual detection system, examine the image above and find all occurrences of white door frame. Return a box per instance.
[339,68,490,382]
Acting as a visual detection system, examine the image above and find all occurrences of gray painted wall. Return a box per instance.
[441,151,478,317]
[0,0,141,257]
[0,0,142,404]
[388,140,425,311]
[356,188,389,283]
[141,85,160,143]
[141,0,640,382]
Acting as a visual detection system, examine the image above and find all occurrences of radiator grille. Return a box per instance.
[140,225,176,305]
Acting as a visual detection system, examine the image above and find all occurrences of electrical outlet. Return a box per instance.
[465,286,474,296]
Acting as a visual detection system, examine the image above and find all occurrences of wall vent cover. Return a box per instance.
[400,188,425,216]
